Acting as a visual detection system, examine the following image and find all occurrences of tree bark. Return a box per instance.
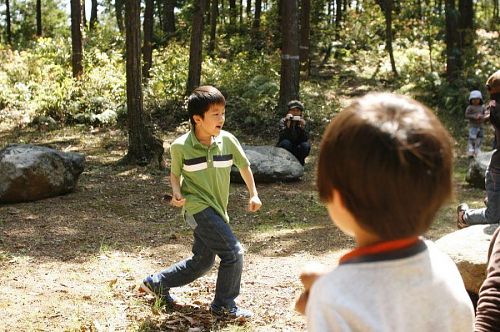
[209,0,218,53]
[115,0,125,32]
[458,0,475,70]
[143,0,154,79]
[377,0,398,76]
[300,0,311,77]
[124,0,163,166]
[6,0,12,45]
[82,0,87,29]
[229,0,237,28]
[278,0,300,114]
[36,0,42,37]
[164,0,176,36]
[187,0,207,94]
[70,0,84,78]
[246,0,252,19]
[90,0,98,30]
[445,0,461,82]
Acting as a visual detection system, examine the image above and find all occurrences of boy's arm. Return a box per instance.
[238,165,262,212]
[170,172,186,207]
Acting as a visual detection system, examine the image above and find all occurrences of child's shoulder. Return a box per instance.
[172,131,192,146]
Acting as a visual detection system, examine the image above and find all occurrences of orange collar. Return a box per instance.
[339,236,420,264]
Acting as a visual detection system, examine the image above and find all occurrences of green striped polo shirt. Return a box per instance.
[170,130,250,222]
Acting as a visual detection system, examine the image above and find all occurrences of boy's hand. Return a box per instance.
[248,195,262,212]
[171,192,186,207]
[295,262,328,315]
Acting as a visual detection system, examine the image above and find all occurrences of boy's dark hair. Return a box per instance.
[317,93,453,240]
[187,86,226,127]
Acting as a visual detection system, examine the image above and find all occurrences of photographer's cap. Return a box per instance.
[287,100,305,112]
[486,70,500,94]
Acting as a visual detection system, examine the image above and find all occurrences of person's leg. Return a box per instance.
[296,141,311,165]
[468,127,478,157]
[277,139,294,153]
[463,169,500,225]
[192,208,244,311]
[145,230,216,295]
[475,127,484,155]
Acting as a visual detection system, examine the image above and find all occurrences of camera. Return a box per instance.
[292,116,302,121]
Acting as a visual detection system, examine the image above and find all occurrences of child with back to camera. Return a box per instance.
[295,93,474,331]
[465,90,488,158]
[139,85,262,319]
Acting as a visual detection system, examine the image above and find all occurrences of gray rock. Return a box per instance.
[231,145,304,183]
[466,151,492,188]
[0,144,85,203]
[435,224,499,293]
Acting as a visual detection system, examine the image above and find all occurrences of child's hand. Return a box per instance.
[248,195,262,212]
[295,262,328,315]
[171,192,186,207]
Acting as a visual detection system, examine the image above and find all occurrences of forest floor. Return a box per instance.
[0,90,485,331]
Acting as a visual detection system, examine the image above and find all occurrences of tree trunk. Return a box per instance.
[124,0,163,167]
[493,0,499,21]
[209,0,218,54]
[90,0,98,30]
[36,0,42,37]
[115,0,125,32]
[299,0,311,77]
[335,0,342,40]
[164,0,176,36]
[458,0,475,71]
[445,0,461,82]
[187,0,207,94]
[229,0,237,28]
[377,0,398,76]
[82,0,87,29]
[6,0,12,45]
[70,0,84,78]
[251,0,262,48]
[278,0,300,114]
[143,0,154,79]
[247,0,252,19]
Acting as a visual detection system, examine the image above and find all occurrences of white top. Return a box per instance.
[306,241,474,332]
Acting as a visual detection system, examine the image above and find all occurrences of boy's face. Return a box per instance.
[288,107,303,117]
[471,98,481,105]
[193,103,225,137]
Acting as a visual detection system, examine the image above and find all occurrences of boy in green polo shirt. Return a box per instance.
[139,85,262,319]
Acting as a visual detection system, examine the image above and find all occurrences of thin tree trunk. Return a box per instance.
[458,0,475,71]
[164,0,176,36]
[209,0,218,53]
[70,0,84,78]
[143,0,154,79]
[124,0,163,166]
[229,0,237,27]
[90,0,98,30]
[300,0,311,77]
[6,0,12,45]
[187,0,207,94]
[116,0,125,32]
[36,0,42,37]
[377,0,398,76]
[279,0,300,114]
[445,0,461,82]
[247,0,252,19]
[81,0,87,29]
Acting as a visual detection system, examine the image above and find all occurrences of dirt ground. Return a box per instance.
[0,127,354,331]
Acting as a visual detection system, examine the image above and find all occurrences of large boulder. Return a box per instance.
[231,145,304,183]
[435,224,499,294]
[466,151,492,188]
[0,144,85,203]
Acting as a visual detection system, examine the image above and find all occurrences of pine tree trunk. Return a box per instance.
[6,0,12,45]
[300,0,311,78]
[36,0,42,37]
[279,0,300,114]
[70,0,84,78]
[116,0,125,32]
[164,0,176,36]
[143,0,154,79]
[458,0,475,71]
[187,0,207,94]
[445,0,461,82]
[90,0,98,30]
[124,0,163,167]
[209,0,218,53]
[82,0,87,29]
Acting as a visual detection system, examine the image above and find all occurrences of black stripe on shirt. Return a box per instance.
[184,156,207,165]
[213,154,233,161]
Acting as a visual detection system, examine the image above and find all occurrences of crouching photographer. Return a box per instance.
[277,100,311,166]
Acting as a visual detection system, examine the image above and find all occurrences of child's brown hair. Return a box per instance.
[317,93,453,240]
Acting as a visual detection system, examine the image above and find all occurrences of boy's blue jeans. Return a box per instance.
[149,207,243,310]
[464,169,500,225]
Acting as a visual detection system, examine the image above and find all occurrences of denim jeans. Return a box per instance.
[277,139,311,165]
[149,207,244,310]
[467,126,484,156]
[464,169,500,225]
